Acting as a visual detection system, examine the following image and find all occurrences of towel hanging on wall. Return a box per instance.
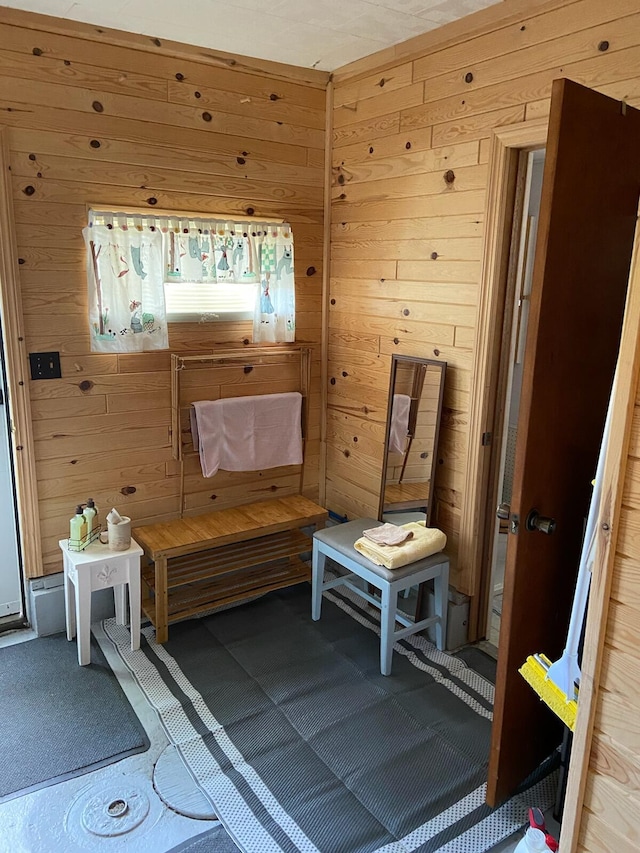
[190,392,303,478]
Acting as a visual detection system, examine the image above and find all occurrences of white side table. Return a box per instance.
[59,538,144,666]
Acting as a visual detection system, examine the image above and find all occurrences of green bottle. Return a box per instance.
[69,505,87,550]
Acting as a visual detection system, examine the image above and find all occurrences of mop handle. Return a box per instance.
[564,378,614,655]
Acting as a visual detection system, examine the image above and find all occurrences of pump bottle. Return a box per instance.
[83,498,98,540]
[69,505,87,551]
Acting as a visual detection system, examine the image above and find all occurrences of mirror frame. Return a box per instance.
[377,355,447,525]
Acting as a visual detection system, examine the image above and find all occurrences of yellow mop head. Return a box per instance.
[519,654,578,731]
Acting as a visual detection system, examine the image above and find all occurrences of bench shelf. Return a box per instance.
[134,495,326,642]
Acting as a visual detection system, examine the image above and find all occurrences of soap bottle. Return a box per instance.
[514,828,551,852]
[69,505,87,550]
[84,498,98,540]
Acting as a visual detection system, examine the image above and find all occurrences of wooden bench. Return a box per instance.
[133,494,327,643]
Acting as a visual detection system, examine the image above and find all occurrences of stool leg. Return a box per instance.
[114,584,127,625]
[311,541,325,621]
[64,558,76,641]
[76,572,92,666]
[380,585,397,676]
[128,559,141,652]
[434,562,449,652]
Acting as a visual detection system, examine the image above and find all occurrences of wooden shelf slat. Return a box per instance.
[142,556,310,624]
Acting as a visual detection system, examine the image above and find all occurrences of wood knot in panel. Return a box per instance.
[79,380,94,392]
[92,101,104,113]
[121,486,137,495]
[464,72,474,83]
[444,169,455,184]
[306,266,316,276]
[32,47,43,56]
[23,185,35,196]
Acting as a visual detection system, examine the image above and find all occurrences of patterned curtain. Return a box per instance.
[163,219,295,343]
[83,213,168,353]
[84,213,296,348]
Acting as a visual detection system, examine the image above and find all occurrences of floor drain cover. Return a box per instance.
[153,744,216,819]
[81,784,150,837]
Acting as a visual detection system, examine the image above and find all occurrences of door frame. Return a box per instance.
[460,118,547,638]
[0,126,42,580]
[461,114,640,851]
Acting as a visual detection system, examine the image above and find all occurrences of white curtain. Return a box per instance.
[163,219,295,343]
[252,224,296,343]
[83,213,168,353]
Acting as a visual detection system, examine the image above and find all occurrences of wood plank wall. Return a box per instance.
[0,9,327,578]
[576,384,640,852]
[328,0,640,594]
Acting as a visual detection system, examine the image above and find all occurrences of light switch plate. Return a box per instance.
[29,351,61,380]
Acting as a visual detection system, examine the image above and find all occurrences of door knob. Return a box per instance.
[496,503,510,520]
[525,509,556,535]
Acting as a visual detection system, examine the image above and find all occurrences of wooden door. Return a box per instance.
[487,79,640,806]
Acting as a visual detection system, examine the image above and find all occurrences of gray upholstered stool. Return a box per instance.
[312,518,449,675]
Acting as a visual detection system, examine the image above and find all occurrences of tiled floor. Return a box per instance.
[0,622,560,853]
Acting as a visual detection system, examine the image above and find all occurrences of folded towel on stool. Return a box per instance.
[354,522,447,569]
[362,522,414,546]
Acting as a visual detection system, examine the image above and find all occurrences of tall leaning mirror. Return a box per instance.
[378,355,447,525]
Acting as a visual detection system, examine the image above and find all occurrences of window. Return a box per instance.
[84,210,296,353]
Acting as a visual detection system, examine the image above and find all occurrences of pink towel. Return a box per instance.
[388,393,410,454]
[191,392,303,478]
[363,522,414,545]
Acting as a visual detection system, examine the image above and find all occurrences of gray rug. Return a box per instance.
[0,632,149,802]
[454,646,497,685]
[167,826,240,852]
[104,584,556,853]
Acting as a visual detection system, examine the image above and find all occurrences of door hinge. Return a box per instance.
[482,431,492,446]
